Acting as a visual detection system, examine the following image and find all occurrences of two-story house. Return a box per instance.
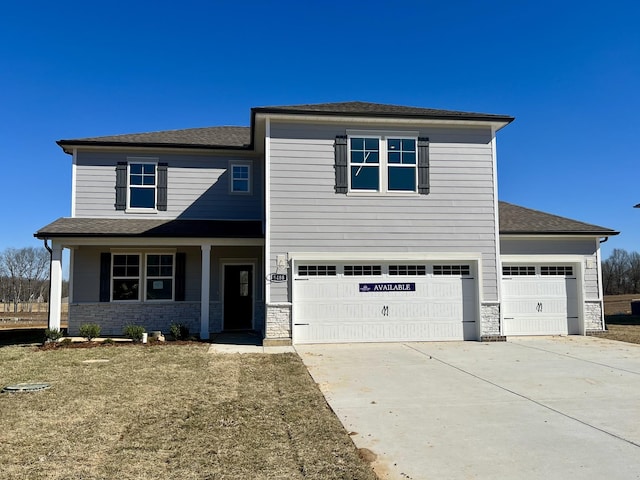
[35,102,618,344]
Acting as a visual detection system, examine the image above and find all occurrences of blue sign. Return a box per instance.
[359,283,415,292]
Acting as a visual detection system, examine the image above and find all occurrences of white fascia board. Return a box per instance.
[51,237,264,248]
[288,252,483,262]
[501,254,588,264]
[68,145,259,157]
[71,148,77,217]
[500,234,603,240]
[257,113,510,131]
[264,117,271,303]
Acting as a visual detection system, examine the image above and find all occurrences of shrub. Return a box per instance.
[102,338,115,345]
[44,328,63,343]
[123,324,146,342]
[170,323,190,340]
[60,338,73,346]
[79,323,101,341]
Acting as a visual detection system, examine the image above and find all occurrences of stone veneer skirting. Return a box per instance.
[480,303,500,337]
[70,301,266,337]
[584,301,604,332]
[265,303,292,339]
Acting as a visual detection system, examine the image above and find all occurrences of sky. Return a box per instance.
[1,0,638,263]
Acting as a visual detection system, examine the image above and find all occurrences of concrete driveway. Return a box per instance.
[296,337,640,480]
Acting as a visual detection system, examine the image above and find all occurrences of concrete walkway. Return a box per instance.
[297,337,640,480]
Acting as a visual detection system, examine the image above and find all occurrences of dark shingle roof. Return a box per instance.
[253,101,515,123]
[35,218,263,239]
[499,201,618,236]
[57,126,251,152]
[35,203,617,239]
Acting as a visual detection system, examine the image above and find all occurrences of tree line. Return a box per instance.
[602,248,640,295]
[0,246,67,313]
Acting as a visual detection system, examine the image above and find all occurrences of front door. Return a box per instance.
[224,264,253,330]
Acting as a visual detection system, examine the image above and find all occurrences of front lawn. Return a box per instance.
[0,344,377,479]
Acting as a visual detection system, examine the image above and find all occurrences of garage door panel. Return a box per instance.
[294,264,477,344]
[502,265,579,336]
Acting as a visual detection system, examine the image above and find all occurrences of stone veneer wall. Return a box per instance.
[584,301,604,331]
[69,302,201,337]
[265,303,292,339]
[480,303,501,336]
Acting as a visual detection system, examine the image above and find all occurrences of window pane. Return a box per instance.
[143,164,155,174]
[351,166,379,190]
[364,138,379,150]
[130,174,143,185]
[233,179,249,192]
[147,255,159,266]
[402,152,416,164]
[113,279,139,301]
[350,137,364,150]
[365,152,379,163]
[388,167,416,191]
[388,152,401,164]
[130,164,143,174]
[388,139,400,150]
[402,139,416,151]
[143,176,156,186]
[351,151,365,163]
[130,187,155,208]
[147,266,160,277]
[146,279,172,300]
[113,266,126,276]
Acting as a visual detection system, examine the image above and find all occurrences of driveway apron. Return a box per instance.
[296,337,640,480]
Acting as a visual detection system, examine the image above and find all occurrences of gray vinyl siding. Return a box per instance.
[500,238,600,299]
[268,121,499,302]
[74,151,262,220]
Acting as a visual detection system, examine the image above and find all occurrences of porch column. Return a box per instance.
[49,242,63,331]
[200,244,211,340]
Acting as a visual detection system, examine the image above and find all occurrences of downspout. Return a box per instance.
[43,238,53,329]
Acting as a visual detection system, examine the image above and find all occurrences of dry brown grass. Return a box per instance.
[0,345,377,480]
[602,295,640,345]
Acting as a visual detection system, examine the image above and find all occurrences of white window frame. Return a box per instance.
[111,253,141,302]
[127,158,158,211]
[347,131,419,195]
[144,253,175,301]
[230,161,252,194]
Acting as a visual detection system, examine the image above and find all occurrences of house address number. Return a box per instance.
[267,273,287,282]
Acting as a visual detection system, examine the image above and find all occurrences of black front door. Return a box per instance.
[223,265,253,330]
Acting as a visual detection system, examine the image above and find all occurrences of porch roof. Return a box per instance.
[34,218,264,239]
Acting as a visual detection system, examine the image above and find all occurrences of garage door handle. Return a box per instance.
[294,323,309,326]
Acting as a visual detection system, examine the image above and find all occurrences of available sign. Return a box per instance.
[359,283,415,292]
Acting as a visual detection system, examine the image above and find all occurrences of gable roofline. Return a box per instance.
[252,101,515,124]
[56,126,253,154]
[498,201,618,236]
[56,101,515,154]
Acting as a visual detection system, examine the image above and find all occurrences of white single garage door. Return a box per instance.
[293,263,477,344]
[502,265,579,336]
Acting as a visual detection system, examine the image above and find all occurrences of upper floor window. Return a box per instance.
[230,162,252,194]
[115,159,167,212]
[334,134,429,195]
[129,163,156,209]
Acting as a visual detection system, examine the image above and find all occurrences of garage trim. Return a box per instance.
[501,255,585,336]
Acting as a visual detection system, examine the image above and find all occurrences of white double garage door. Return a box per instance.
[292,261,581,344]
[292,262,478,344]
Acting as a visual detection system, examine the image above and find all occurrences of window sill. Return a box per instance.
[346,191,421,197]
[125,208,158,214]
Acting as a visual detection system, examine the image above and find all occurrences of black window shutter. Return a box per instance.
[99,253,111,302]
[175,252,186,301]
[334,135,348,193]
[157,163,168,211]
[115,162,127,210]
[417,137,430,194]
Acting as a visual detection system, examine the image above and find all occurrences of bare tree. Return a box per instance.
[0,247,49,312]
